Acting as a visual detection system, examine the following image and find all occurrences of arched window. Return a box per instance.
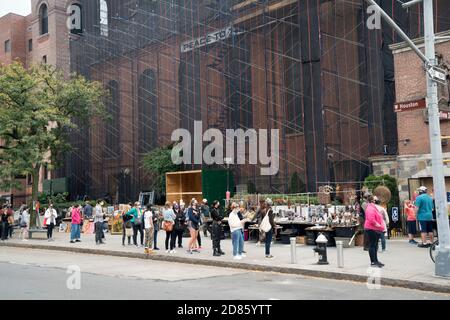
[39,3,48,35]
[138,70,158,153]
[69,3,83,34]
[105,80,120,158]
[99,0,108,36]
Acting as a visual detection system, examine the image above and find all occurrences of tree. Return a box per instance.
[0,62,107,226]
[141,144,182,196]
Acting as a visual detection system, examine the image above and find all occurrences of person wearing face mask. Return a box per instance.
[210,200,225,256]
[44,204,58,241]
[229,202,250,260]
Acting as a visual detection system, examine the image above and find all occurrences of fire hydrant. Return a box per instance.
[313,233,329,265]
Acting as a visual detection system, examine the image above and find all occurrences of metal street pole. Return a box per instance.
[364,0,450,277]
[423,0,450,277]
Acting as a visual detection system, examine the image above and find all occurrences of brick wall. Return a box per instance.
[394,39,450,155]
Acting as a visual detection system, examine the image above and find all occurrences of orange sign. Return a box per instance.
[394,99,426,113]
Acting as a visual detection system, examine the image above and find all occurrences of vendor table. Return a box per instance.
[275,220,327,237]
[247,224,283,242]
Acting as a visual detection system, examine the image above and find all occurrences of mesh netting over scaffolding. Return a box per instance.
[66,0,450,202]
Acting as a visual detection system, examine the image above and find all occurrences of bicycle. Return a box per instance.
[429,239,439,263]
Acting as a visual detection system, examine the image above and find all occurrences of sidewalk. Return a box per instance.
[1,230,449,294]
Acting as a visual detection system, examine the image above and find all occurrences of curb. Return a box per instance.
[1,242,449,294]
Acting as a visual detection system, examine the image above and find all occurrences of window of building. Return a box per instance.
[4,39,11,53]
[69,3,83,34]
[100,0,108,37]
[39,3,49,35]
[42,55,47,63]
[28,39,33,52]
[138,69,158,153]
[105,80,120,158]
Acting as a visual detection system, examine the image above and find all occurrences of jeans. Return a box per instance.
[1,222,8,240]
[211,221,222,250]
[232,230,244,256]
[366,229,381,264]
[379,232,386,251]
[197,231,202,247]
[165,230,173,250]
[265,230,273,255]
[173,229,184,247]
[153,225,159,248]
[145,227,154,249]
[70,224,81,241]
[95,222,103,243]
[47,223,54,239]
[133,222,144,246]
[122,222,131,245]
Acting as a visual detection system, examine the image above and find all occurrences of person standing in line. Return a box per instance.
[374,196,389,253]
[229,202,249,260]
[211,200,224,256]
[6,205,14,238]
[404,200,418,244]
[128,202,144,247]
[44,204,58,241]
[414,186,435,248]
[153,207,161,250]
[143,204,154,254]
[94,200,105,245]
[186,199,200,254]
[262,199,276,259]
[364,195,385,268]
[173,203,185,249]
[83,201,93,219]
[238,202,247,254]
[19,206,30,241]
[200,199,210,238]
[163,201,176,253]
[361,192,370,251]
[255,200,266,246]
[70,204,83,243]
[121,204,132,246]
[1,205,8,240]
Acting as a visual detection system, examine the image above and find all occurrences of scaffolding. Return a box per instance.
[67,0,450,202]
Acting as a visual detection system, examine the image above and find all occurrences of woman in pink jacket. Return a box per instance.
[70,204,83,243]
[364,195,385,268]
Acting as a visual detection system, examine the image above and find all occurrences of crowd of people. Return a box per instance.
[2,185,442,268]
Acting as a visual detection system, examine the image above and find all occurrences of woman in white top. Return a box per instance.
[44,204,58,241]
[143,204,154,254]
[228,202,250,260]
[20,206,30,241]
[163,201,176,253]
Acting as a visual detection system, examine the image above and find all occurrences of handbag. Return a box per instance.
[260,213,272,233]
[162,221,174,232]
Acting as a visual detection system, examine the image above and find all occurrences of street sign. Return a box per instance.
[427,66,448,85]
[394,99,426,113]
[392,207,399,223]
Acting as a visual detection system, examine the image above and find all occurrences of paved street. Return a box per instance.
[0,247,449,300]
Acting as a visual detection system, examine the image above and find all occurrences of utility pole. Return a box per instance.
[365,0,450,277]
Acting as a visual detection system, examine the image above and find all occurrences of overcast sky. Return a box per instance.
[0,0,32,18]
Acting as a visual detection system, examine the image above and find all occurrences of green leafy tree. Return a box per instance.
[364,174,399,210]
[0,62,107,226]
[141,145,182,195]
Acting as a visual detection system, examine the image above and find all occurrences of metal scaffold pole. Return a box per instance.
[364,0,450,277]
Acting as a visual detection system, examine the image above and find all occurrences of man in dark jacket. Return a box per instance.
[211,200,225,256]
[173,204,186,249]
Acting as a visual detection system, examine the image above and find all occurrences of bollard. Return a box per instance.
[336,240,344,268]
[290,237,297,264]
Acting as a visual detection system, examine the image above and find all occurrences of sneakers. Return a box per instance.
[265,255,274,259]
[409,239,418,245]
[256,242,261,246]
[233,255,242,260]
[165,249,170,253]
[22,239,29,242]
[240,253,247,258]
[418,243,428,248]
[154,247,160,250]
[178,245,183,248]
[76,240,81,242]
[186,250,193,254]
[370,262,382,268]
[169,250,177,254]
[70,240,75,243]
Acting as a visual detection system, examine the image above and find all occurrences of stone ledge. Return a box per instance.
[1,242,449,294]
